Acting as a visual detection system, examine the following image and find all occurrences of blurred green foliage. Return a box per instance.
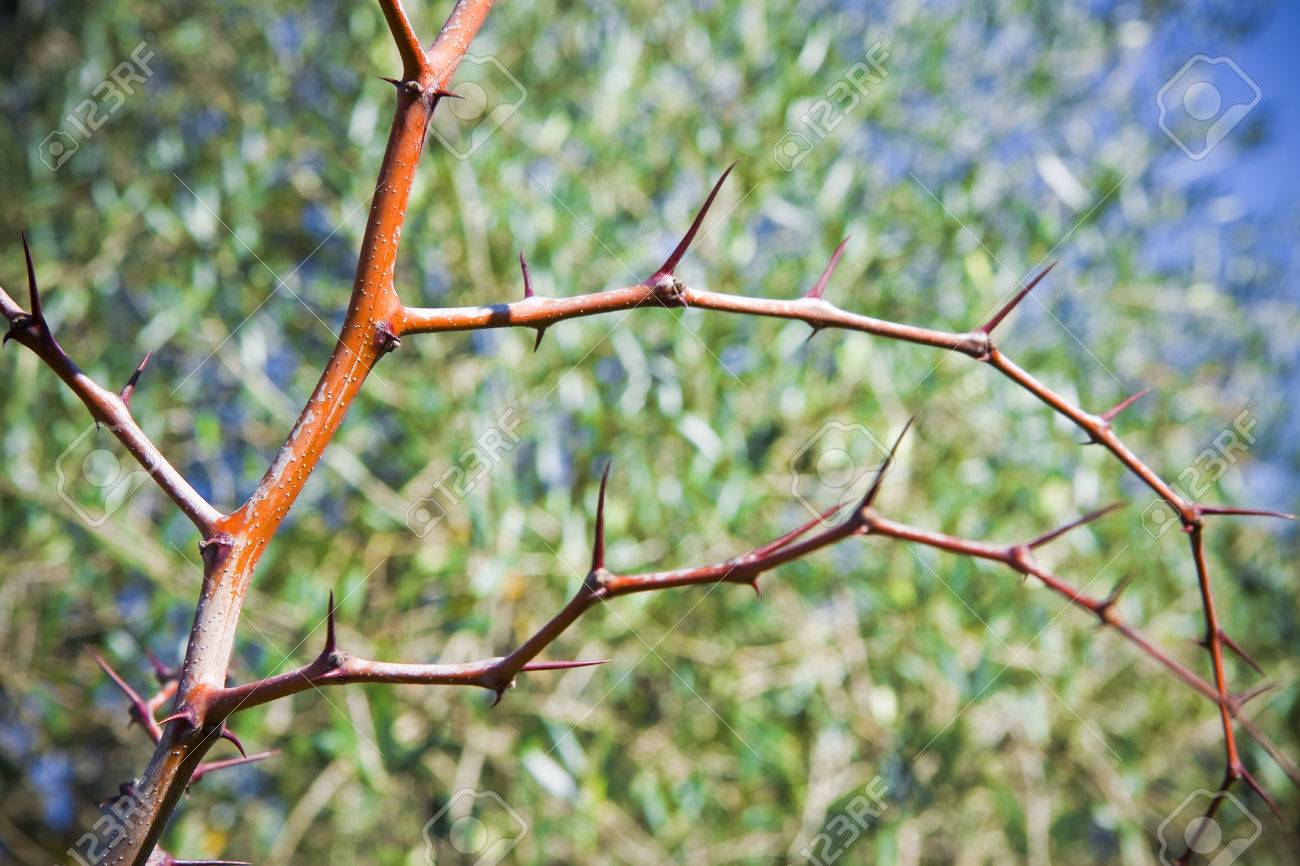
[1,0,1297,863]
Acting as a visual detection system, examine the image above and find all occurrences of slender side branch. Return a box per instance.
[1,239,221,535]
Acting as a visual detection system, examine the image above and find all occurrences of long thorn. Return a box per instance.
[805,237,851,300]
[21,231,42,325]
[519,659,609,672]
[591,461,611,573]
[1099,387,1151,423]
[1198,504,1296,521]
[119,350,153,408]
[858,416,916,512]
[978,261,1057,335]
[532,327,547,352]
[1217,629,1264,676]
[87,649,151,730]
[651,161,737,279]
[755,503,846,558]
[1240,767,1284,823]
[191,749,279,785]
[1025,501,1126,549]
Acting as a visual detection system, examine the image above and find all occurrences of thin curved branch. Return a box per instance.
[394,171,1294,820]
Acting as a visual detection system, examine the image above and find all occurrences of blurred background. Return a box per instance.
[2,0,1298,863]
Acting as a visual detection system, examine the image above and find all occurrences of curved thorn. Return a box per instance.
[158,707,198,730]
[1025,501,1127,549]
[1234,681,1279,710]
[749,578,762,598]
[651,161,738,279]
[858,416,916,511]
[433,88,463,99]
[978,261,1057,335]
[119,350,153,407]
[519,249,534,298]
[591,461,612,573]
[532,327,547,352]
[1198,504,1296,521]
[805,236,851,300]
[217,724,247,758]
[1099,387,1151,423]
[490,687,507,708]
[379,76,403,88]
[519,659,609,672]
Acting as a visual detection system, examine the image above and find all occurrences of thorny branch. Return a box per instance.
[1,0,1293,862]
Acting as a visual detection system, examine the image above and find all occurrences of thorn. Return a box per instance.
[375,323,402,356]
[519,249,534,298]
[98,782,138,809]
[650,161,738,280]
[591,461,611,573]
[532,327,547,352]
[159,854,252,866]
[158,706,199,730]
[1025,501,1127,549]
[432,88,463,99]
[978,261,1058,335]
[1217,629,1265,676]
[87,649,153,731]
[519,659,610,672]
[146,649,177,684]
[490,687,507,708]
[1099,387,1151,424]
[119,350,153,407]
[748,579,762,598]
[857,416,916,512]
[379,76,402,88]
[324,590,338,658]
[191,749,279,785]
[755,504,846,559]
[1239,767,1284,823]
[217,724,246,757]
[1234,681,1279,710]
[1198,504,1296,521]
[1094,573,1136,624]
[21,231,43,327]
[803,325,821,344]
[805,236,851,300]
